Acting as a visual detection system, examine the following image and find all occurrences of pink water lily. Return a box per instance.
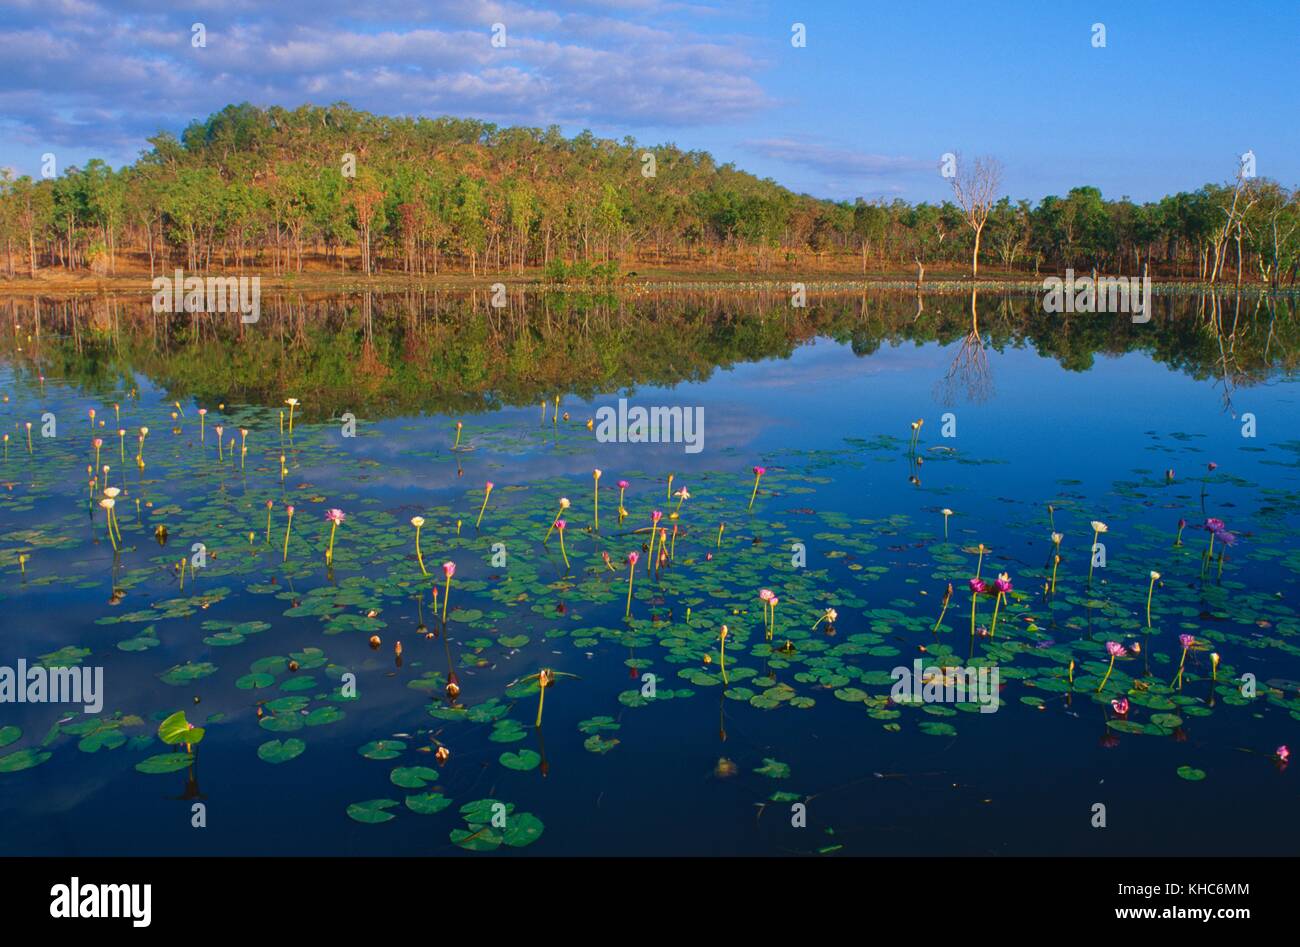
[625,552,639,617]
[324,509,345,564]
[1111,697,1129,715]
[1097,641,1126,693]
[1278,745,1290,763]
[440,561,456,623]
[968,578,988,594]
[554,520,569,570]
[747,466,767,511]
[1174,634,1195,689]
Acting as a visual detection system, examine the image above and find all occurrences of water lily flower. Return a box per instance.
[932,582,953,634]
[989,573,1012,637]
[324,509,345,564]
[617,479,629,519]
[968,577,988,594]
[91,437,103,470]
[99,497,118,550]
[284,398,299,433]
[1210,651,1220,681]
[666,472,674,501]
[282,505,295,561]
[214,425,225,460]
[1278,745,1290,763]
[264,500,274,544]
[555,519,570,571]
[1086,521,1108,584]
[453,420,463,450]
[768,597,779,641]
[88,408,95,430]
[812,607,838,631]
[747,466,767,512]
[673,486,691,514]
[1175,517,1187,546]
[441,561,456,623]
[434,745,450,763]
[475,481,494,530]
[941,508,953,539]
[592,469,602,529]
[1207,462,1218,472]
[408,516,428,574]
[719,625,729,683]
[1146,571,1161,628]
[543,498,570,544]
[625,551,639,618]
[1049,534,1064,594]
[1173,634,1196,689]
[198,408,207,440]
[1097,641,1127,692]
[1111,697,1129,716]
[534,668,554,727]
[1212,529,1237,579]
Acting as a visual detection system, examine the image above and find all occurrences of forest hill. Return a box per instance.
[0,103,1294,285]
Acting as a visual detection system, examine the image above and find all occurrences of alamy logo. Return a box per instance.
[0,659,103,713]
[594,398,704,454]
[1042,268,1152,323]
[890,659,1000,713]
[50,877,151,927]
[152,269,261,323]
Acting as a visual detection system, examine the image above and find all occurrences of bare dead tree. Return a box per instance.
[949,155,1004,278]
[936,289,993,403]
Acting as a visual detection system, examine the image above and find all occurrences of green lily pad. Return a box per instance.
[257,738,306,763]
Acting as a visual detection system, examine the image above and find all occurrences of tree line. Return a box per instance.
[0,102,1297,285]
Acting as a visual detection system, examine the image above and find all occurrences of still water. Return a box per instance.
[1,289,1297,855]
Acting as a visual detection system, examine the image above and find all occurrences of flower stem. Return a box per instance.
[1097,654,1116,693]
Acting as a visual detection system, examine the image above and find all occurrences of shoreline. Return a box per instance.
[1,270,1296,298]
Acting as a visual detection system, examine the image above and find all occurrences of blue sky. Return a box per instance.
[1,0,1295,203]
